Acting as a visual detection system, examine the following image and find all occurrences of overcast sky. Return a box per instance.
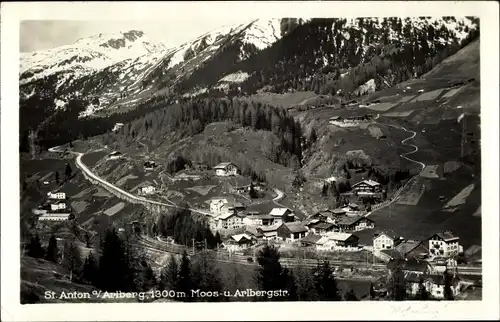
[19,19,252,52]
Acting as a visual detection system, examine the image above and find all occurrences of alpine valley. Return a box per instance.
[20,16,482,303]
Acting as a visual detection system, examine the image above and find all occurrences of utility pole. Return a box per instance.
[192,238,195,255]
[204,238,207,251]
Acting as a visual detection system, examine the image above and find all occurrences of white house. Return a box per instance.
[38,212,75,222]
[428,231,461,259]
[242,214,274,226]
[112,123,124,132]
[140,185,156,195]
[211,212,245,231]
[210,198,229,216]
[405,271,462,299]
[277,222,308,242]
[223,233,254,251]
[373,231,403,252]
[50,200,67,211]
[108,151,123,160]
[315,232,360,251]
[47,191,66,200]
[352,179,382,196]
[269,207,295,225]
[258,223,282,240]
[214,162,239,176]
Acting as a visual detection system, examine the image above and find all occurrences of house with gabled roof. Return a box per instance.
[373,230,404,252]
[257,223,282,240]
[428,231,461,259]
[243,213,275,226]
[405,271,462,300]
[223,233,254,251]
[337,215,374,232]
[307,221,338,235]
[214,162,239,176]
[269,207,295,225]
[352,179,382,195]
[300,233,322,247]
[277,222,308,242]
[315,232,359,251]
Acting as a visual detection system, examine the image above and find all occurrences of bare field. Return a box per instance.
[420,165,439,179]
[247,91,319,106]
[410,88,445,102]
[366,102,397,112]
[397,179,426,206]
[71,200,89,214]
[115,174,138,187]
[186,185,217,196]
[382,110,414,117]
[442,87,463,99]
[103,202,126,216]
[443,184,475,211]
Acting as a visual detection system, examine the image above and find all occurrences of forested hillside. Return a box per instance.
[178,17,479,97]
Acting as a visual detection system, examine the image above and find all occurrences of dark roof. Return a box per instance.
[245,226,263,237]
[387,258,431,273]
[337,215,373,226]
[381,249,404,260]
[301,233,322,244]
[373,230,400,241]
[433,231,459,242]
[285,222,308,233]
[245,214,274,220]
[331,208,347,214]
[312,222,336,230]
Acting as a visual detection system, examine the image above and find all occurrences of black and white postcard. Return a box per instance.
[1,1,499,321]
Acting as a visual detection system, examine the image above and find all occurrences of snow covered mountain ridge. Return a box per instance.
[20,29,170,82]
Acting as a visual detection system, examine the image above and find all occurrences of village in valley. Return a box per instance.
[29,145,480,301]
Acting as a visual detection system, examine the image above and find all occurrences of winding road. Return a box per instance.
[364,118,427,216]
[48,146,209,215]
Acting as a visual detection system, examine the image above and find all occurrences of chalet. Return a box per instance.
[269,207,295,225]
[108,151,123,160]
[405,271,462,300]
[172,173,202,181]
[428,231,461,259]
[315,232,359,251]
[38,212,75,222]
[377,240,423,262]
[258,223,282,240]
[210,198,229,216]
[245,225,264,239]
[336,215,375,232]
[342,203,361,213]
[277,222,308,242]
[47,191,66,200]
[243,214,274,226]
[352,180,382,195]
[144,161,157,171]
[112,123,124,132]
[300,233,322,247]
[213,212,245,230]
[214,162,239,176]
[50,200,68,211]
[191,161,210,171]
[232,182,266,194]
[310,210,336,223]
[223,233,254,251]
[373,230,404,252]
[226,202,246,213]
[140,185,156,195]
[307,221,338,235]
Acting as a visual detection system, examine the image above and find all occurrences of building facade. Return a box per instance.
[214,162,239,176]
[428,232,460,259]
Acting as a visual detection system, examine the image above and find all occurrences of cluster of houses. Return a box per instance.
[328,114,375,126]
[32,191,75,222]
[210,196,378,252]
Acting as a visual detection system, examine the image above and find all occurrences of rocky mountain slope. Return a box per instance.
[20,17,479,151]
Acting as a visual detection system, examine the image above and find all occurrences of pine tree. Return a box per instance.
[369,282,376,300]
[388,263,406,301]
[55,171,60,183]
[159,255,178,291]
[177,250,193,302]
[309,128,318,144]
[98,228,134,291]
[313,261,341,300]
[255,244,286,293]
[62,239,83,282]
[249,182,258,199]
[84,232,91,248]
[82,252,99,286]
[443,269,455,300]
[139,262,156,292]
[65,163,72,180]
[416,278,430,300]
[26,233,44,258]
[45,234,59,263]
[293,257,319,300]
[191,251,223,302]
[321,183,328,197]
[343,289,359,301]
